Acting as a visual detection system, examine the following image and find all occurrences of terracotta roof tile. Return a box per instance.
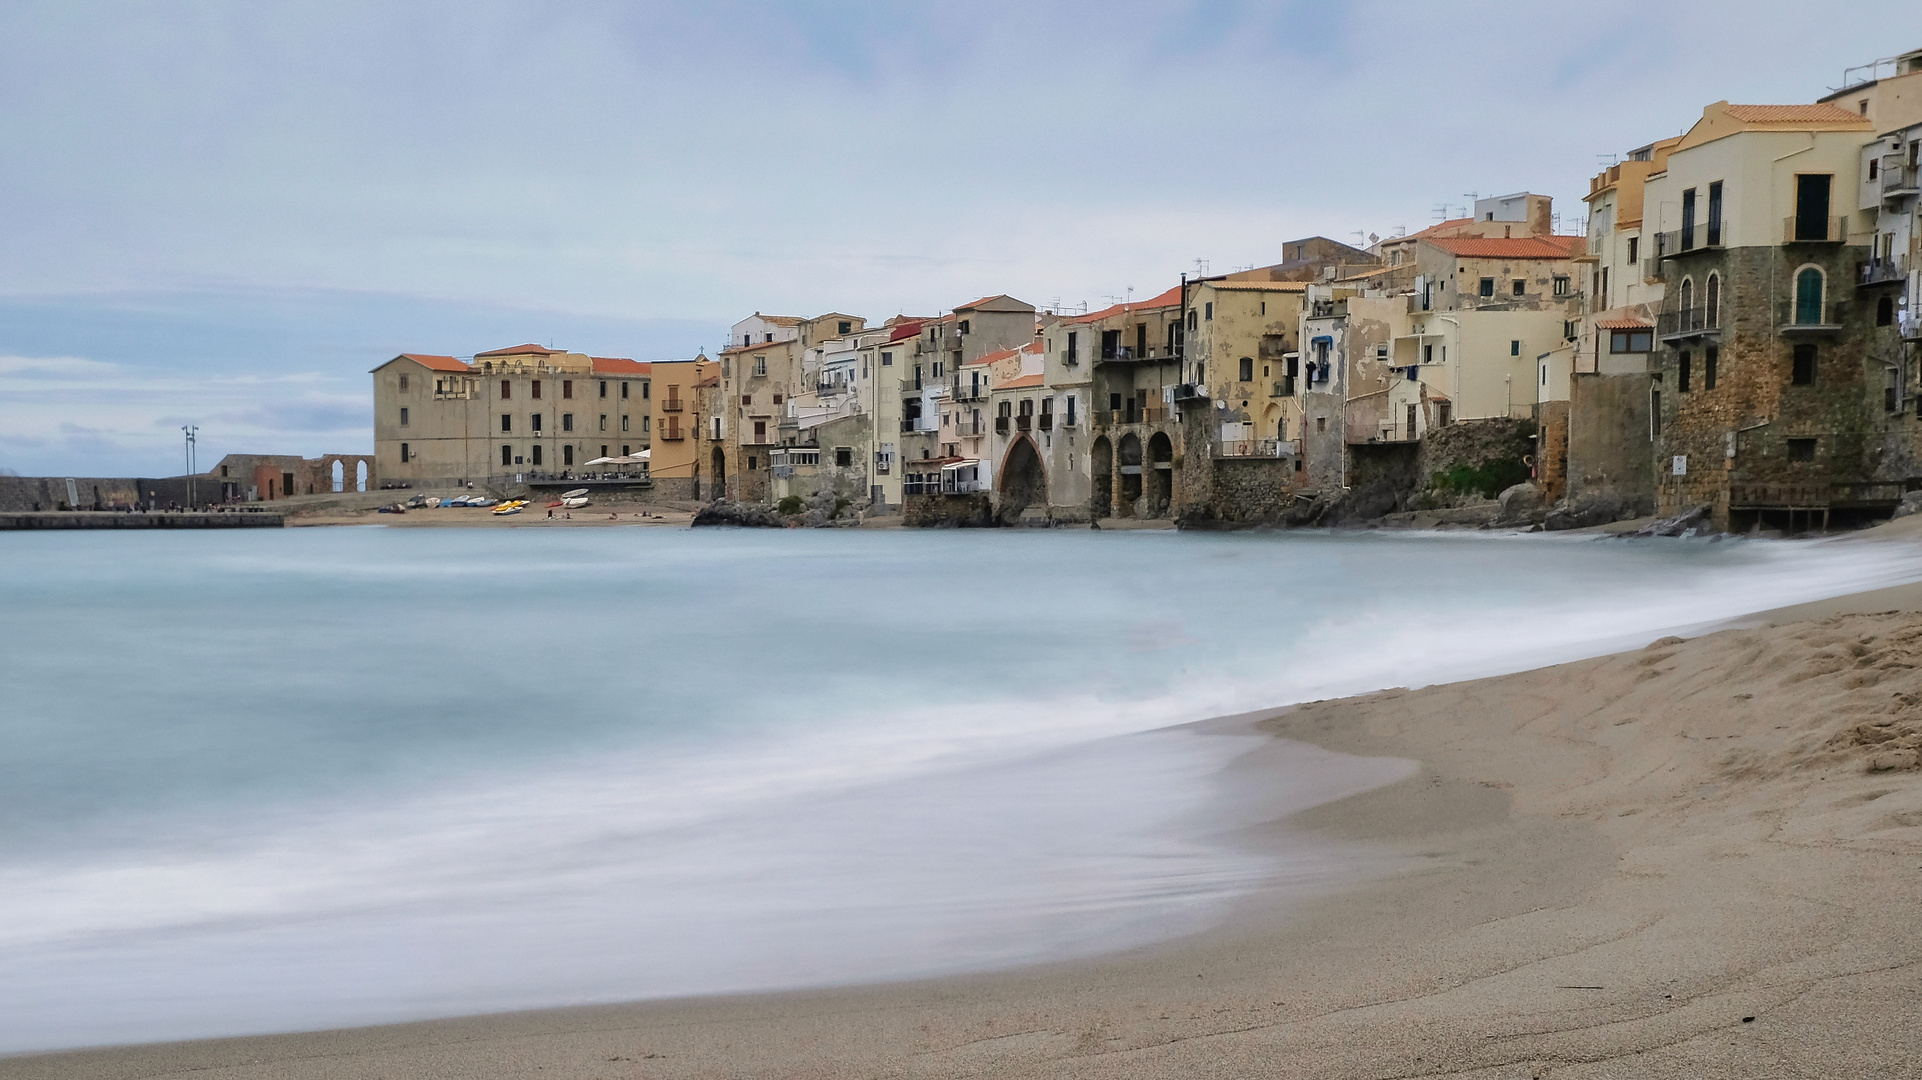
[996,373,1046,390]
[1594,316,1654,329]
[396,353,469,372]
[1066,284,1185,324]
[1424,236,1584,259]
[963,346,1021,367]
[1723,103,1868,125]
[590,357,650,375]
[475,343,562,358]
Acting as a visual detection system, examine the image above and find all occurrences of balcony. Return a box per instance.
[659,399,684,412]
[994,416,1010,435]
[901,418,931,434]
[1655,224,1726,258]
[1783,216,1846,244]
[1882,157,1920,200]
[951,382,988,402]
[1777,300,1847,334]
[1271,377,1296,397]
[1038,412,1054,431]
[1098,346,1179,362]
[1861,257,1910,287]
[1657,306,1723,341]
[1218,438,1295,458]
[1642,256,1666,284]
[1015,414,1032,432]
[659,427,686,442]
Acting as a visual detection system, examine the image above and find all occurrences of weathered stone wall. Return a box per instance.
[1567,372,1654,502]
[903,492,994,527]
[0,476,142,512]
[648,476,701,502]
[1417,416,1535,485]
[1200,458,1297,524]
[1536,400,1570,501]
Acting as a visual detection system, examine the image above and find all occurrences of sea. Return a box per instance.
[4,525,1921,1053]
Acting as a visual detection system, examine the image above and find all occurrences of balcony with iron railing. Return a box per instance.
[951,381,988,402]
[1657,306,1723,341]
[1777,299,1847,333]
[994,415,1010,435]
[1271,376,1296,397]
[1783,215,1846,244]
[1098,345,1180,362]
[1015,413,1032,432]
[1037,412,1053,431]
[1881,156,1920,199]
[1654,223,1726,259]
[659,398,684,412]
[1216,438,1296,459]
[1861,255,1911,286]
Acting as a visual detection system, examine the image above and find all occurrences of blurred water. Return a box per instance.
[3,526,1920,1053]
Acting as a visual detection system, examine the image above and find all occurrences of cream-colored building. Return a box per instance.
[372,344,651,486]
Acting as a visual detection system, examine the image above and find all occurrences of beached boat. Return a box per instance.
[560,488,589,499]
[561,497,590,509]
[491,500,525,516]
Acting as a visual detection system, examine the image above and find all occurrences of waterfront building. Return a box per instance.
[646,356,720,500]
[1053,287,1184,520]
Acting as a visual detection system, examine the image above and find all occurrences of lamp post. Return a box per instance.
[182,425,198,507]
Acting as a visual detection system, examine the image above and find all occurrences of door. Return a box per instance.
[1794,174,1831,240]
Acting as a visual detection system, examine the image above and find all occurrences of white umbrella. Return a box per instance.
[584,456,617,466]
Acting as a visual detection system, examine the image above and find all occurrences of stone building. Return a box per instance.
[714,312,864,502]
[1638,99,1894,529]
[371,345,651,487]
[1055,286,1185,520]
[646,356,720,500]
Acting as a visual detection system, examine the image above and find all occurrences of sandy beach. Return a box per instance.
[9,574,1922,1078]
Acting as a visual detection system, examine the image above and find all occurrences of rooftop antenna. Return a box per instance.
[1394,224,1407,237]
[1597,153,1621,166]
[1193,258,1210,276]
[1431,203,1452,222]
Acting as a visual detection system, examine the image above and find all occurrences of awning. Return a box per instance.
[940,459,981,471]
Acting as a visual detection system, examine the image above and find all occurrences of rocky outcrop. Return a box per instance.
[691,501,784,528]
[1542,491,1655,532]
[1621,504,1714,539]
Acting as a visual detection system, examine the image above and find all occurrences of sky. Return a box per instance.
[1,0,1913,476]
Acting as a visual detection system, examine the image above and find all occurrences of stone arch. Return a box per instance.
[1090,435,1113,520]
[331,460,345,492]
[997,435,1048,521]
[1147,432,1174,517]
[1118,433,1143,508]
[355,460,368,492]
[1261,402,1282,441]
[1793,265,1826,324]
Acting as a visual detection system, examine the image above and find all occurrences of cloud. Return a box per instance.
[0,355,122,379]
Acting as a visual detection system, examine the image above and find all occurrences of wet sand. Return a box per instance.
[8,583,1922,1078]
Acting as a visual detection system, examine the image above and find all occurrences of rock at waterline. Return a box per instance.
[691,501,784,528]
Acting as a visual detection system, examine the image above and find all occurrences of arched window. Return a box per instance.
[1678,277,1694,331]
[1794,267,1825,325]
[1705,273,1721,329]
[355,461,368,492]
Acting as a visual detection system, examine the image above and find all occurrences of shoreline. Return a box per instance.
[8,584,1922,1077]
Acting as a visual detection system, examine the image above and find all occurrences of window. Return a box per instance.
[1878,295,1895,326]
[563,445,573,466]
[747,455,757,470]
[643,416,649,432]
[622,445,631,456]
[563,380,573,399]
[1553,275,1570,296]
[1787,438,1816,462]
[398,374,409,391]
[1066,395,1076,426]
[601,445,609,458]
[1707,181,1723,245]
[1651,390,1662,437]
[753,358,766,377]
[773,393,784,405]
[1609,331,1653,353]
[642,382,649,399]
[399,443,409,463]
[958,319,970,335]
[532,380,542,400]
[1871,157,1880,180]
[501,414,512,432]
[1705,346,1718,390]
[622,415,630,432]
[621,382,630,399]
[1625,238,1638,266]
[1793,175,1833,240]
[599,414,607,431]
[1794,267,1825,324]
[532,414,544,432]
[399,407,409,426]
[599,380,608,398]
[1423,343,1433,364]
[835,447,852,467]
[1239,356,1254,382]
[1065,332,1077,363]
[1318,416,1327,433]
[1475,277,1493,298]
[1679,351,1692,392]
[501,379,511,399]
[1204,302,1213,321]
[1706,273,1721,328]
[742,395,752,406]
[930,362,942,379]
[1792,344,1817,385]
[562,413,573,432]
[502,444,513,467]
[881,351,893,366]
[531,445,542,466]
[839,320,852,335]
[1510,340,1520,356]
[1512,279,1525,297]
[1681,187,1697,248]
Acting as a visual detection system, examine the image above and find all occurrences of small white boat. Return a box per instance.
[562,496,590,509]
[560,488,590,500]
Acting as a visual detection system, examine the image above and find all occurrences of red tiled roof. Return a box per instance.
[1594,316,1654,330]
[1066,284,1185,324]
[996,373,1046,390]
[1392,218,1472,242]
[1424,236,1584,259]
[591,357,650,375]
[964,346,1021,367]
[721,338,789,355]
[396,353,468,372]
[886,320,924,343]
[1723,103,1867,125]
[475,343,562,358]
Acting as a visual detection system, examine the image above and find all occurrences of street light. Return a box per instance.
[182,425,198,507]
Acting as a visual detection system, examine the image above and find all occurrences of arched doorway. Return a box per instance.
[1147,432,1174,517]
[331,460,344,492]
[1118,433,1143,513]
[355,461,368,492]
[997,436,1048,522]
[1090,435,1113,520]
[711,446,726,501]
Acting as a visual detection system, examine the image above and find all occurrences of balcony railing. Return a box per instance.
[1038,412,1054,430]
[1777,300,1847,331]
[901,418,931,434]
[1882,157,1920,198]
[1098,345,1178,362]
[1015,414,1032,432]
[1217,438,1295,458]
[1271,377,1296,397]
[659,399,684,412]
[951,383,988,402]
[659,428,685,441]
[1783,215,1846,244]
[1657,306,1723,339]
[745,433,773,445]
[1656,224,1725,258]
[994,416,1010,435]
[1861,257,1910,286]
